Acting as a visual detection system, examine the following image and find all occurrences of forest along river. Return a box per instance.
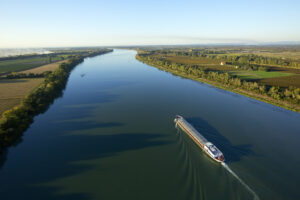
[0,49,299,200]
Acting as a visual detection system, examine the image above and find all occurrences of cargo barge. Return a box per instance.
[174,115,225,163]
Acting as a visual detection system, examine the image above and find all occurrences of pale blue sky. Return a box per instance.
[1,0,300,47]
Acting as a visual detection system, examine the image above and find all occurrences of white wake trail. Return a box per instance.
[222,163,259,200]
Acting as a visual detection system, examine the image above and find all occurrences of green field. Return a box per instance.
[0,55,64,74]
[230,71,294,80]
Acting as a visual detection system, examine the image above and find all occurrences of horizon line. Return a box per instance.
[1,41,300,49]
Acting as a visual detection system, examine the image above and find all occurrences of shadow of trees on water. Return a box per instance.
[0,83,167,199]
[53,120,124,132]
[186,117,255,163]
[0,131,167,200]
[0,87,65,154]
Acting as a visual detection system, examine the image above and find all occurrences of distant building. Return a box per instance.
[220,61,226,65]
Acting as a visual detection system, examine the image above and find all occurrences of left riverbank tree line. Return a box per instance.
[0,49,113,153]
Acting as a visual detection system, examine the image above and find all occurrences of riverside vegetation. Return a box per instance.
[136,48,300,112]
[0,48,107,75]
[0,49,112,152]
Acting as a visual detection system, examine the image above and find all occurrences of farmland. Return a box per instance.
[0,55,69,116]
[230,71,293,80]
[0,55,65,74]
[136,46,300,112]
[142,47,300,88]
[18,59,68,74]
[0,78,44,115]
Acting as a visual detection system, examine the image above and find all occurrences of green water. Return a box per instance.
[0,49,299,200]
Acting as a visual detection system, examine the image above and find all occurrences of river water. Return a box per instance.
[0,49,299,200]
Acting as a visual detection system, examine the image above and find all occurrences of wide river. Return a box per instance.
[0,49,299,200]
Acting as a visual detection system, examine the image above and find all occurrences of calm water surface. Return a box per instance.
[0,49,299,200]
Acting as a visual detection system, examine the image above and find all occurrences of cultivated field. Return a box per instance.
[162,55,235,71]
[258,75,300,88]
[230,71,293,80]
[0,78,44,115]
[19,60,68,74]
[149,52,300,88]
[244,50,300,61]
[0,55,66,74]
[164,55,221,65]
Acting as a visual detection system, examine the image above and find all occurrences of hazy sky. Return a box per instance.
[1,0,300,47]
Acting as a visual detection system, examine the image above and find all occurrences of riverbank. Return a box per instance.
[0,49,113,152]
[0,60,69,117]
[136,54,300,113]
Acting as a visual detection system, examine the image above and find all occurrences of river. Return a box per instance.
[0,49,299,200]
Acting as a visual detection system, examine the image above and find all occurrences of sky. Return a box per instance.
[1,0,300,47]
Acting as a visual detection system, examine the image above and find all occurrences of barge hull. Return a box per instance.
[175,115,225,163]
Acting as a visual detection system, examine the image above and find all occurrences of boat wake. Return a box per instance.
[175,123,259,199]
[221,163,259,200]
